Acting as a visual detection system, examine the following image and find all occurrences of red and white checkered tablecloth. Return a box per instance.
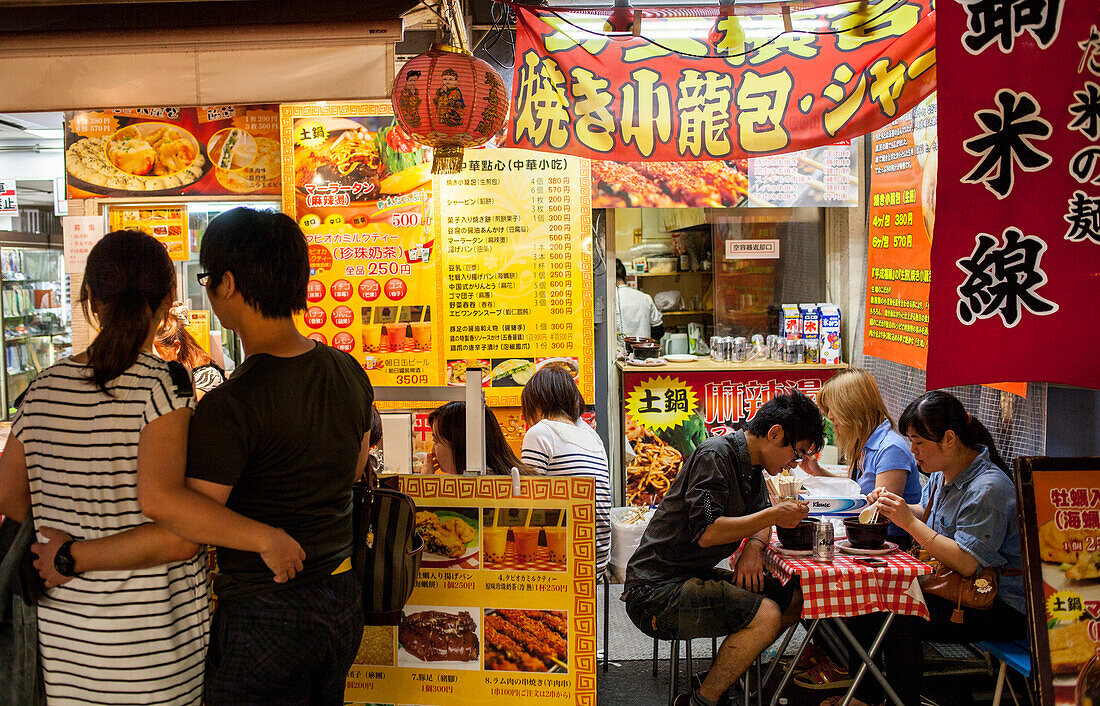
[734,534,934,620]
[483,542,568,572]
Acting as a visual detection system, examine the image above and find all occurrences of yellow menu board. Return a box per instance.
[281,102,440,387]
[345,476,597,706]
[436,151,594,406]
[107,205,189,261]
[185,310,211,354]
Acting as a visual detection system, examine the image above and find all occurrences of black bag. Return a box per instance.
[351,482,424,626]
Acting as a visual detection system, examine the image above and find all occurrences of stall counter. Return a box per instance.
[617,360,845,506]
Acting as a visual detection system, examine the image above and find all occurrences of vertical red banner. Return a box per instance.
[929,2,1100,390]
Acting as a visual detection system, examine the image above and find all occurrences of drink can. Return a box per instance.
[804,338,821,364]
[710,336,725,361]
[813,519,835,562]
[721,336,735,362]
[751,334,765,347]
[732,336,748,362]
[785,338,804,364]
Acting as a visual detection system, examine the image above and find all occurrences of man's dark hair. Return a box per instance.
[201,207,309,318]
[615,258,627,283]
[745,390,825,453]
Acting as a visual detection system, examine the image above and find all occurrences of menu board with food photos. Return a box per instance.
[64,106,281,198]
[108,206,189,261]
[345,475,596,706]
[1017,457,1100,706]
[283,103,595,406]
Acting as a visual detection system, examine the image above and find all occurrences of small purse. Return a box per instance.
[911,478,1004,623]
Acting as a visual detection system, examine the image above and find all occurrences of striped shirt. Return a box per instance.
[521,419,612,574]
[14,354,209,706]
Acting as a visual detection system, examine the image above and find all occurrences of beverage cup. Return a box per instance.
[544,527,568,563]
[410,321,431,351]
[362,324,383,353]
[482,526,508,563]
[388,323,409,351]
[512,527,541,562]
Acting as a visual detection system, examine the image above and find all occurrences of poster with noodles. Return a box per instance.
[344,475,597,706]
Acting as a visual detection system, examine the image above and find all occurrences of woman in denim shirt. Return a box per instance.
[866,390,1025,706]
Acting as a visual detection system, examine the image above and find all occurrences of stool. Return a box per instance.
[974,639,1031,706]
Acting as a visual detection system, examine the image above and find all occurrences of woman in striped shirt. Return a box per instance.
[0,231,298,705]
[520,364,612,575]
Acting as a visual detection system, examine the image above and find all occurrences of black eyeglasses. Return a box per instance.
[196,272,212,287]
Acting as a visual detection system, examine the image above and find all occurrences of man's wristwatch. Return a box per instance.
[54,540,78,578]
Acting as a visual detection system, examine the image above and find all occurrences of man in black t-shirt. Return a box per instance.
[624,391,823,706]
[183,208,373,705]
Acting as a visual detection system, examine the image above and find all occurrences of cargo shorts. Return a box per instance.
[623,568,798,641]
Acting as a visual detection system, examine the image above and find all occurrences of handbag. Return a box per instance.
[911,478,1009,623]
[351,478,424,627]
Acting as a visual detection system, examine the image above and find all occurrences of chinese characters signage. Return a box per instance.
[281,101,439,389]
[436,150,594,406]
[863,94,935,369]
[928,1,1100,389]
[108,206,190,262]
[344,476,596,706]
[725,239,779,260]
[621,367,840,506]
[1017,458,1100,706]
[506,1,935,163]
[64,105,281,199]
[0,179,17,217]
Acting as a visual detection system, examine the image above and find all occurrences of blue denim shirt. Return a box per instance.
[920,446,1025,614]
[856,420,922,538]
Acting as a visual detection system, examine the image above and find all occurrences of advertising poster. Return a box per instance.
[435,150,594,406]
[281,101,440,388]
[622,368,840,506]
[0,178,17,217]
[507,1,935,163]
[64,105,281,198]
[929,1,1100,390]
[185,310,211,354]
[345,476,596,706]
[108,205,190,262]
[863,94,936,369]
[1017,458,1100,706]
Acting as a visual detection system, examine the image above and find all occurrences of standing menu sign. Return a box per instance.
[436,150,594,406]
[863,94,936,369]
[345,476,596,706]
[1017,457,1100,706]
[108,206,190,262]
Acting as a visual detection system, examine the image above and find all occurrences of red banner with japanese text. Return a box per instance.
[505,0,936,163]
[928,2,1100,390]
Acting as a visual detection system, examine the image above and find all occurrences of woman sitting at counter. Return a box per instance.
[843,391,1025,706]
[425,401,534,476]
[520,364,612,575]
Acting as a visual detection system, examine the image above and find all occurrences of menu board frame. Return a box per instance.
[1017,456,1100,706]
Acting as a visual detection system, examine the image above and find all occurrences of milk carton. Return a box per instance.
[799,304,820,346]
[782,304,802,339]
[819,304,842,364]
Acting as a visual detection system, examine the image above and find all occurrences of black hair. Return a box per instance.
[745,389,825,453]
[521,364,584,425]
[615,259,627,283]
[898,391,1010,474]
[80,230,175,391]
[200,207,308,318]
[369,405,383,447]
[428,401,535,476]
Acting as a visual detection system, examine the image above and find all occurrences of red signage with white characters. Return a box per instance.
[928,1,1100,390]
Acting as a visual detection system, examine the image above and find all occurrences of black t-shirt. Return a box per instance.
[187,342,374,599]
[625,431,768,587]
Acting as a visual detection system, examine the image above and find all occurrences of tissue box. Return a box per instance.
[803,496,869,517]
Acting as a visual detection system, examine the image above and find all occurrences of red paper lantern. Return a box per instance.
[391,44,509,174]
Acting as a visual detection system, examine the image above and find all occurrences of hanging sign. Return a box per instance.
[506,0,936,163]
[928,1,1100,390]
[0,179,17,217]
[108,206,190,261]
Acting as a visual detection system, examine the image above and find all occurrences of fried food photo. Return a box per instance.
[354,626,395,666]
[484,609,569,673]
[416,510,473,559]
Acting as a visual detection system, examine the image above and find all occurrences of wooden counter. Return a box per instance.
[617,359,848,373]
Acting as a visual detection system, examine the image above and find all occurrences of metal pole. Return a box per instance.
[832,615,903,706]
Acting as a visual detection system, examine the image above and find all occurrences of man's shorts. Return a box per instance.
[623,569,799,641]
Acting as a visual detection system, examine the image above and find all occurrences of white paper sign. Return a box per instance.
[724,239,780,260]
[63,215,106,274]
[0,179,17,217]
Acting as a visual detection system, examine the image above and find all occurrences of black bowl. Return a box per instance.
[843,517,888,549]
[776,520,817,551]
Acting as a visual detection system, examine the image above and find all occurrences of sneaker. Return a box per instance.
[690,672,732,706]
[793,659,854,690]
[787,640,830,674]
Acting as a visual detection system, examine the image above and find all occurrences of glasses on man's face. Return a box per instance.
[196,272,211,287]
[790,446,814,464]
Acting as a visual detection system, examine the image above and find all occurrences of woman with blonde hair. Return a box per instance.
[154,302,225,400]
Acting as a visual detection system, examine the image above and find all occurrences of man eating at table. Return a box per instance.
[623,390,824,706]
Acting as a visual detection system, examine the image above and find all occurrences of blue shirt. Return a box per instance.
[920,446,1025,614]
[856,420,922,538]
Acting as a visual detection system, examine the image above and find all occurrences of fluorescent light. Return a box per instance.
[25,129,63,139]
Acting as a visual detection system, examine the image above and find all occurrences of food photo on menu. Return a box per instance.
[397,607,481,670]
[414,508,479,569]
[352,625,396,667]
[481,508,568,572]
[1036,520,1100,686]
[484,609,569,673]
